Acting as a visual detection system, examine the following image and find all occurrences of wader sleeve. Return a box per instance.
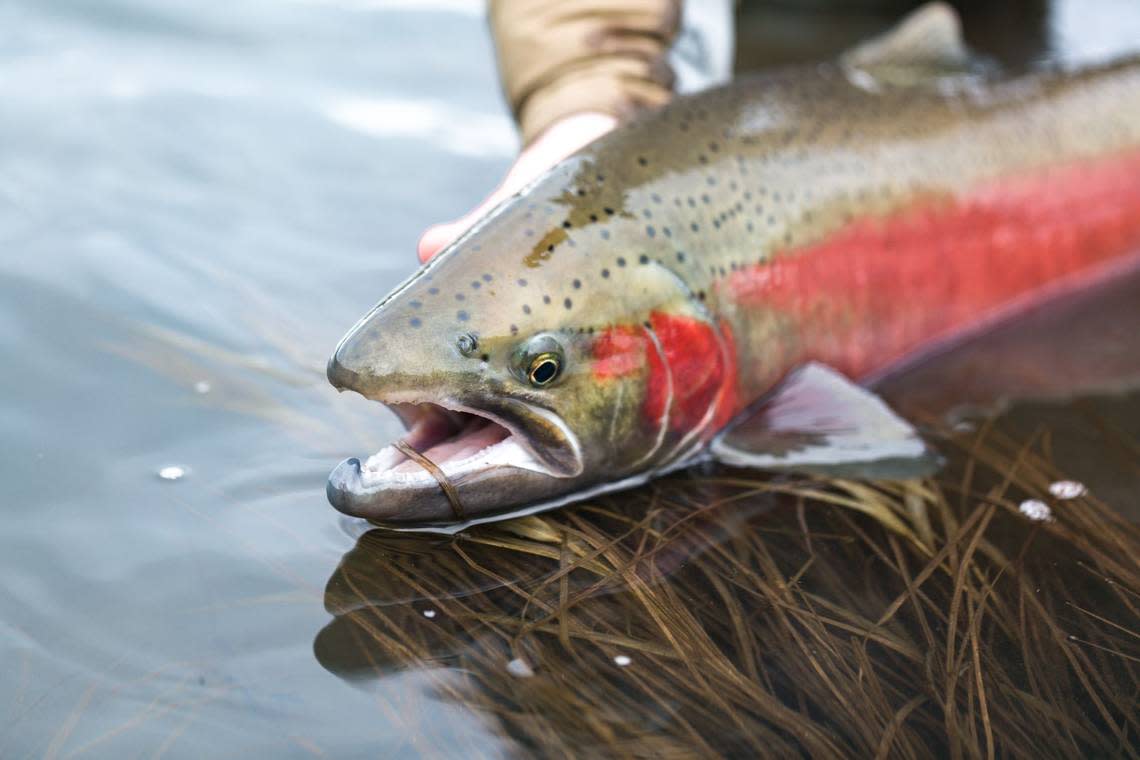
[488,0,682,145]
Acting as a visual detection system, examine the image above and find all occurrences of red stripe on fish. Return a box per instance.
[725,149,1140,380]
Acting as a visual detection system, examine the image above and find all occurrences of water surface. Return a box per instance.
[2,1,1138,757]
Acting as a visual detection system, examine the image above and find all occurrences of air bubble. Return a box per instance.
[1018,499,1053,522]
[507,658,535,678]
[1048,480,1086,500]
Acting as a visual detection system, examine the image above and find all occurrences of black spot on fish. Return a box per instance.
[410,317,422,328]
[457,310,469,322]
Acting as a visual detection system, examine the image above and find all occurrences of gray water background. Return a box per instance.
[1,0,1138,757]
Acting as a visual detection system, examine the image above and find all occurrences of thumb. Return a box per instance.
[417,221,464,263]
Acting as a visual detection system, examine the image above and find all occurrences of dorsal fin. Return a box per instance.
[844,2,969,70]
[840,2,991,89]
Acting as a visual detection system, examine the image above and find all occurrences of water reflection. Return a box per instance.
[314,399,1140,756]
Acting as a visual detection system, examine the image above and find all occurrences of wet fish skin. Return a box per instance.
[328,27,1140,524]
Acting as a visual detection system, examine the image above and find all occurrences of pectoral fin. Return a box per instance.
[710,363,940,480]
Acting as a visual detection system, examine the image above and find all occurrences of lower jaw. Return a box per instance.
[326,455,572,525]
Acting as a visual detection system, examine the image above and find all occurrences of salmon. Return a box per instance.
[325,4,1140,528]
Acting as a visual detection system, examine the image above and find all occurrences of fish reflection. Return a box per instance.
[314,482,775,683]
[313,390,1140,757]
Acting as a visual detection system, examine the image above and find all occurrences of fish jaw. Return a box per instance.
[324,392,588,523]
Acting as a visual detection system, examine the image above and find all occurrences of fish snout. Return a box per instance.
[326,349,361,392]
[326,314,399,395]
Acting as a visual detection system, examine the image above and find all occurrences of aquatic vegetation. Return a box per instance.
[317,399,1140,758]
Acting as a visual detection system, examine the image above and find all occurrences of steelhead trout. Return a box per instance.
[326,5,1140,528]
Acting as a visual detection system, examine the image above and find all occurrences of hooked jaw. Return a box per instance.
[326,350,584,525]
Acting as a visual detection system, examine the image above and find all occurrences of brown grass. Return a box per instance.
[315,402,1140,759]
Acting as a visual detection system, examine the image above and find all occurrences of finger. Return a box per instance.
[417,221,463,263]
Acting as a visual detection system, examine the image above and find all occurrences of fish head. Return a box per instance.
[326,158,701,525]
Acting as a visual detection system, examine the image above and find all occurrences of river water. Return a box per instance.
[1,1,1137,757]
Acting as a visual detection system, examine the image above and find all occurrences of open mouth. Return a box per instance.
[327,391,587,525]
[357,402,546,488]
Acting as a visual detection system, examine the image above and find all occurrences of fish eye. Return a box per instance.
[528,354,561,386]
[513,333,565,387]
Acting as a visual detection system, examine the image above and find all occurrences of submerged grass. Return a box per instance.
[316,403,1140,759]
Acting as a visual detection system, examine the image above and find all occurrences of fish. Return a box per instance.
[325,3,1140,529]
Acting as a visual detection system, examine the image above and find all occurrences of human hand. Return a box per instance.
[416,111,618,263]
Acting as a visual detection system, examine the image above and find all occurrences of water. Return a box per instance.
[1,1,1137,757]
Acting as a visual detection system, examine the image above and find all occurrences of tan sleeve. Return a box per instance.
[489,0,681,145]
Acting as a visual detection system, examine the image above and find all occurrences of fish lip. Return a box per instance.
[326,391,583,523]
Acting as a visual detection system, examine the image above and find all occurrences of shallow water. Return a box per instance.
[1,1,1138,757]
